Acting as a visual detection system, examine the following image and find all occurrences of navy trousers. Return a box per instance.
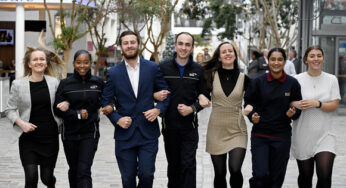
[115,129,158,188]
[249,135,291,188]
[163,128,199,188]
[63,137,99,188]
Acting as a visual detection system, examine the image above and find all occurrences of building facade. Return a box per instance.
[299,0,346,105]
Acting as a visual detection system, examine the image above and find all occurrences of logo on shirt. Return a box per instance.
[189,73,197,77]
[285,91,291,96]
[90,85,98,89]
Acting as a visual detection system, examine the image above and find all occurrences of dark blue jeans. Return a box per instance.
[249,135,291,188]
[63,137,99,188]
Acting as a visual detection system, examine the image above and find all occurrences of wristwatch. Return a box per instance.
[317,101,322,108]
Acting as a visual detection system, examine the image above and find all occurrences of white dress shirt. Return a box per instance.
[284,60,296,76]
[264,57,269,73]
[125,57,140,98]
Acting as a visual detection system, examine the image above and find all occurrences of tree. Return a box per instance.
[44,0,105,77]
[115,0,148,55]
[85,0,117,76]
[250,0,299,50]
[162,31,175,61]
[182,0,299,50]
[192,34,211,47]
[142,0,180,62]
[116,0,179,62]
[182,0,243,40]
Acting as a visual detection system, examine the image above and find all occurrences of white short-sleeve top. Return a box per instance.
[292,72,341,160]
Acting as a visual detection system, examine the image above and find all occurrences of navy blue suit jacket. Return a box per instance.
[102,58,170,141]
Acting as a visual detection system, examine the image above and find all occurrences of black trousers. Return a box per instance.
[163,128,199,188]
[63,137,99,188]
[249,135,291,188]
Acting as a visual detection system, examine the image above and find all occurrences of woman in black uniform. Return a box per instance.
[5,47,63,188]
[54,50,111,188]
[244,48,302,188]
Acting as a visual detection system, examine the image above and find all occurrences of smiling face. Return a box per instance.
[28,50,47,74]
[73,53,91,77]
[268,51,285,75]
[175,34,194,60]
[196,53,203,63]
[120,34,139,60]
[218,43,236,69]
[306,49,324,71]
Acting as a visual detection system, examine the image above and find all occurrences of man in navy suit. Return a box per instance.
[102,31,170,188]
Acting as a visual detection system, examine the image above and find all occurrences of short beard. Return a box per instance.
[123,50,139,60]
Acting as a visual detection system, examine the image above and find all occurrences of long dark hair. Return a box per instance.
[202,42,239,90]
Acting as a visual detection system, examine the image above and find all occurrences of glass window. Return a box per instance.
[313,0,346,30]
[312,36,336,74]
[323,0,346,10]
[338,38,346,104]
[323,16,346,24]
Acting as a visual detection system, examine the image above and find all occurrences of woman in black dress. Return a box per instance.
[5,47,63,188]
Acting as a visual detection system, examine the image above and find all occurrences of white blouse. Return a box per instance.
[292,72,341,160]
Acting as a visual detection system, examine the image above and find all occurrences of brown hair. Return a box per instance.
[23,47,64,77]
[202,42,239,90]
[118,30,140,45]
[303,45,324,64]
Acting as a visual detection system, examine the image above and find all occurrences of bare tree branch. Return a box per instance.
[43,0,55,39]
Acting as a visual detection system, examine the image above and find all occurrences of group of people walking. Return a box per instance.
[5,30,340,188]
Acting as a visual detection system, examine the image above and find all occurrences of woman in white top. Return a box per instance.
[291,46,340,188]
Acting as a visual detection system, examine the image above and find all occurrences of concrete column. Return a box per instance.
[39,9,45,20]
[15,4,25,78]
[297,0,313,73]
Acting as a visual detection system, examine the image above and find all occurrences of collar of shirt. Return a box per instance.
[174,55,191,78]
[267,71,287,83]
[124,57,140,70]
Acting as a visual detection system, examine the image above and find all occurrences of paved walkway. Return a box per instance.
[1,108,346,188]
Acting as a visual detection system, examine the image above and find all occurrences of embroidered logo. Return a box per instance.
[285,91,291,96]
[189,73,197,77]
[90,85,98,89]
